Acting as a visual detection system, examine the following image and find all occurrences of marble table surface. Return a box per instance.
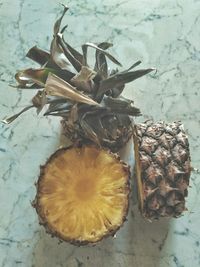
[0,0,200,266]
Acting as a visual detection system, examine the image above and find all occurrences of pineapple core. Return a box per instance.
[37,146,129,243]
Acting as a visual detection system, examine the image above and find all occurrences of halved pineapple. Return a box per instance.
[34,146,130,244]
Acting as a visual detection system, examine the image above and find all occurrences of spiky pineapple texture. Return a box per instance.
[3,5,154,152]
[133,121,191,219]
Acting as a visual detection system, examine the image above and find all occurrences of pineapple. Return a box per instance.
[33,146,130,244]
[1,4,192,244]
[133,121,191,219]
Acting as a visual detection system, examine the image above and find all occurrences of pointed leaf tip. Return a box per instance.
[1,105,34,124]
[54,4,69,35]
[82,42,122,67]
[45,73,100,106]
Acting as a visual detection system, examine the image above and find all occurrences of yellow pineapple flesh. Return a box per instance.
[34,146,130,244]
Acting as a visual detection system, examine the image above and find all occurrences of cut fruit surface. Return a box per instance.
[35,146,130,244]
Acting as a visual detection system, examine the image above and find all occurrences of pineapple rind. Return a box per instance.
[134,121,191,219]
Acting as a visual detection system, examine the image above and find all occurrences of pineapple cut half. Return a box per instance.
[34,146,130,244]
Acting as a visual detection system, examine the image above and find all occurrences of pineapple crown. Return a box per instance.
[2,5,155,125]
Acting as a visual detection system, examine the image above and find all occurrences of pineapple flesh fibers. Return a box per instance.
[133,121,191,219]
[35,146,130,244]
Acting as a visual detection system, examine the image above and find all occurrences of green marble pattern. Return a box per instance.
[0,0,200,266]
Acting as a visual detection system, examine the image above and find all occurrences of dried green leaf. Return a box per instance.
[82,42,122,67]
[45,73,100,106]
[1,105,34,124]
[26,46,50,66]
[15,68,60,87]
[14,67,74,89]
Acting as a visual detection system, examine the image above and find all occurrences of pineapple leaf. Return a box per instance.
[9,83,42,89]
[51,5,83,71]
[82,42,122,67]
[97,68,155,97]
[70,66,96,92]
[121,60,142,73]
[32,90,47,114]
[61,35,83,64]
[26,46,50,66]
[79,117,101,146]
[44,100,73,116]
[54,5,69,35]
[15,67,70,87]
[94,42,113,79]
[15,68,52,87]
[57,34,82,72]
[45,73,100,106]
[61,24,68,34]
[104,96,141,116]
[50,37,71,70]
[1,105,34,124]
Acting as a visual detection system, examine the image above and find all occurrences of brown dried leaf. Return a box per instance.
[50,37,70,70]
[54,5,69,35]
[80,118,101,146]
[26,46,50,66]
[82,42,122,67]
[97,68,155,97]
[57,34,82,72]
[104,96,141,116]
[44,99,73,116]
[15,68,56,87]
[94,42,113,78]
[1,105,34,124]
[32,90,47,114]
[45,73,99,106]
[70,66,96,92]
[62,37,83,64]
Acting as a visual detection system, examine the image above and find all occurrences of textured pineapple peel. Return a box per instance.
[35,146,130,244]
[133,121,191,220]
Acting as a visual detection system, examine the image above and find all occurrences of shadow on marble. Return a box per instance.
[31,198,171,267]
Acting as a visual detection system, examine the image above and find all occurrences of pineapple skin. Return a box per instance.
[32,145,130,245]
[134,121,191,219]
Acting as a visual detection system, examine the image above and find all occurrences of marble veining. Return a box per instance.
[0,0,200,266]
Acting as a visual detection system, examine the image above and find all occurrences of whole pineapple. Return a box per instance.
[133,121,191,219]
